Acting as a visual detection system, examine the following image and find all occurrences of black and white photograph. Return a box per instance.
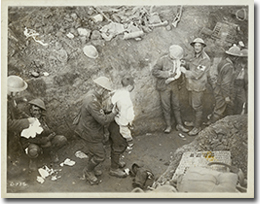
[1,0,254,198]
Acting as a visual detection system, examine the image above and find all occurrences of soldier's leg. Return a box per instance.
[84,142,106,185]
[211,91,226,122]
[108,121,128,178]
[26,144,41,171]
[171,85,188,132]
[160,89,172,133]
[188,91,203,136]
[49,135,67,163]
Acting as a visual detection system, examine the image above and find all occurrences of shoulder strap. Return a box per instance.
[220,62,232,73]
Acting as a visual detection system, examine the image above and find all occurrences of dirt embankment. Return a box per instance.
[8,6,248,137]
[156,114,248,185]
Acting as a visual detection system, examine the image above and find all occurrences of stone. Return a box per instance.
[91,30,102,40]
[77,28,91,38]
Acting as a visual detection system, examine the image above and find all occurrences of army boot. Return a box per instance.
[84,158,99,185]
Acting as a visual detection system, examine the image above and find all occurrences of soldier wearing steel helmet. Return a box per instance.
[7,75,36,164]
[19,98,67,171]
[180,38,211,136]
[233,49,248,115]
[152,44,189,134]
[206,44,243,124]
[74,76,118,185]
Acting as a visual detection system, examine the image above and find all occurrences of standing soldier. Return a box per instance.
[152,45,189,134]
[233,49,248,115]
[206,45,242,124]
[180,38,211,136]
[74,76,118,185]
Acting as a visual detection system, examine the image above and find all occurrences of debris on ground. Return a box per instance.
[60,158,76,167]
[75,151,89,159]
[172,6,183,27]
[37,165,62,184]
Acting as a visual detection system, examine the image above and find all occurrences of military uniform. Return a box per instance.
[152,55,184,129]
[20,116,67,161]
[7,96,30,160]
[233,64,248,114]
[183,50,211,128]
[211,58,235,120]
[75,90,116,165]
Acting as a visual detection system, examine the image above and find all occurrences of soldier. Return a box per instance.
[7,75,35,163]
[20,98,67,171]
[180,38,211,136]
[233,49,248,115]
[152,45,189,134]
[206,45,242,124]
[74,76,118,185]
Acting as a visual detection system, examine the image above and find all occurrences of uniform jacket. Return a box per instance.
[215,58,235,99]
[20,116,55,147]
[74,90,116,143]
[184,50,211,92]
[7,96,30,135]
[152,55,181,91]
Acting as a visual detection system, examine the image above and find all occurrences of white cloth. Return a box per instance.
[111,89,135,126]
[21,118,43,139]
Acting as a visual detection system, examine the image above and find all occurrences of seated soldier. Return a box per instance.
[20,98,67,171]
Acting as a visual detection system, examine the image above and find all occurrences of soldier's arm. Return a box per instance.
[221,65,234,99]
[7,114,30,133]
[152,57,171,79]
[184,59,210,80]
[88,100,116,125]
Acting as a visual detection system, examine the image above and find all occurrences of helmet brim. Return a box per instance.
[8,80,28,93]
[93,80,113,91]
[225,51,242,57]
[190,42,206,47]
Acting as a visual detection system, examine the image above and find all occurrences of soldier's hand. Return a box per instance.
[47,132,56,140]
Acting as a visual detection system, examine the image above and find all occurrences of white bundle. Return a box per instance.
[21,118,43,139]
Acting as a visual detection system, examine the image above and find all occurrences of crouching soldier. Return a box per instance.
[20,98,67,171]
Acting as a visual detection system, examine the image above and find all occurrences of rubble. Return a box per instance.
[91,14,104,23]
[123,30,144,40]
[75,151,89,159]
[60,158,76,167]
[172,6,183,28]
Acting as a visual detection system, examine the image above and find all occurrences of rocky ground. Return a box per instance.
[5,5,249,195]
[7,127,196,193]
[6,114,247,193]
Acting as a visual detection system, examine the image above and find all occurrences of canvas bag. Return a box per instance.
[177,166,238,192]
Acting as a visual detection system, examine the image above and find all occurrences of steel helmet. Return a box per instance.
[7,75,28,93]
[28,98,46,110]
[169,45,184,60]
[83,45,98,59]
[190,38,206,47]
[240,49,248,57]
[225,45,241,57]
[93,76,113,91]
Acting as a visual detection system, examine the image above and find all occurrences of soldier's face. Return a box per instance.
[194,43,203,54]
[30,105,42,119]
